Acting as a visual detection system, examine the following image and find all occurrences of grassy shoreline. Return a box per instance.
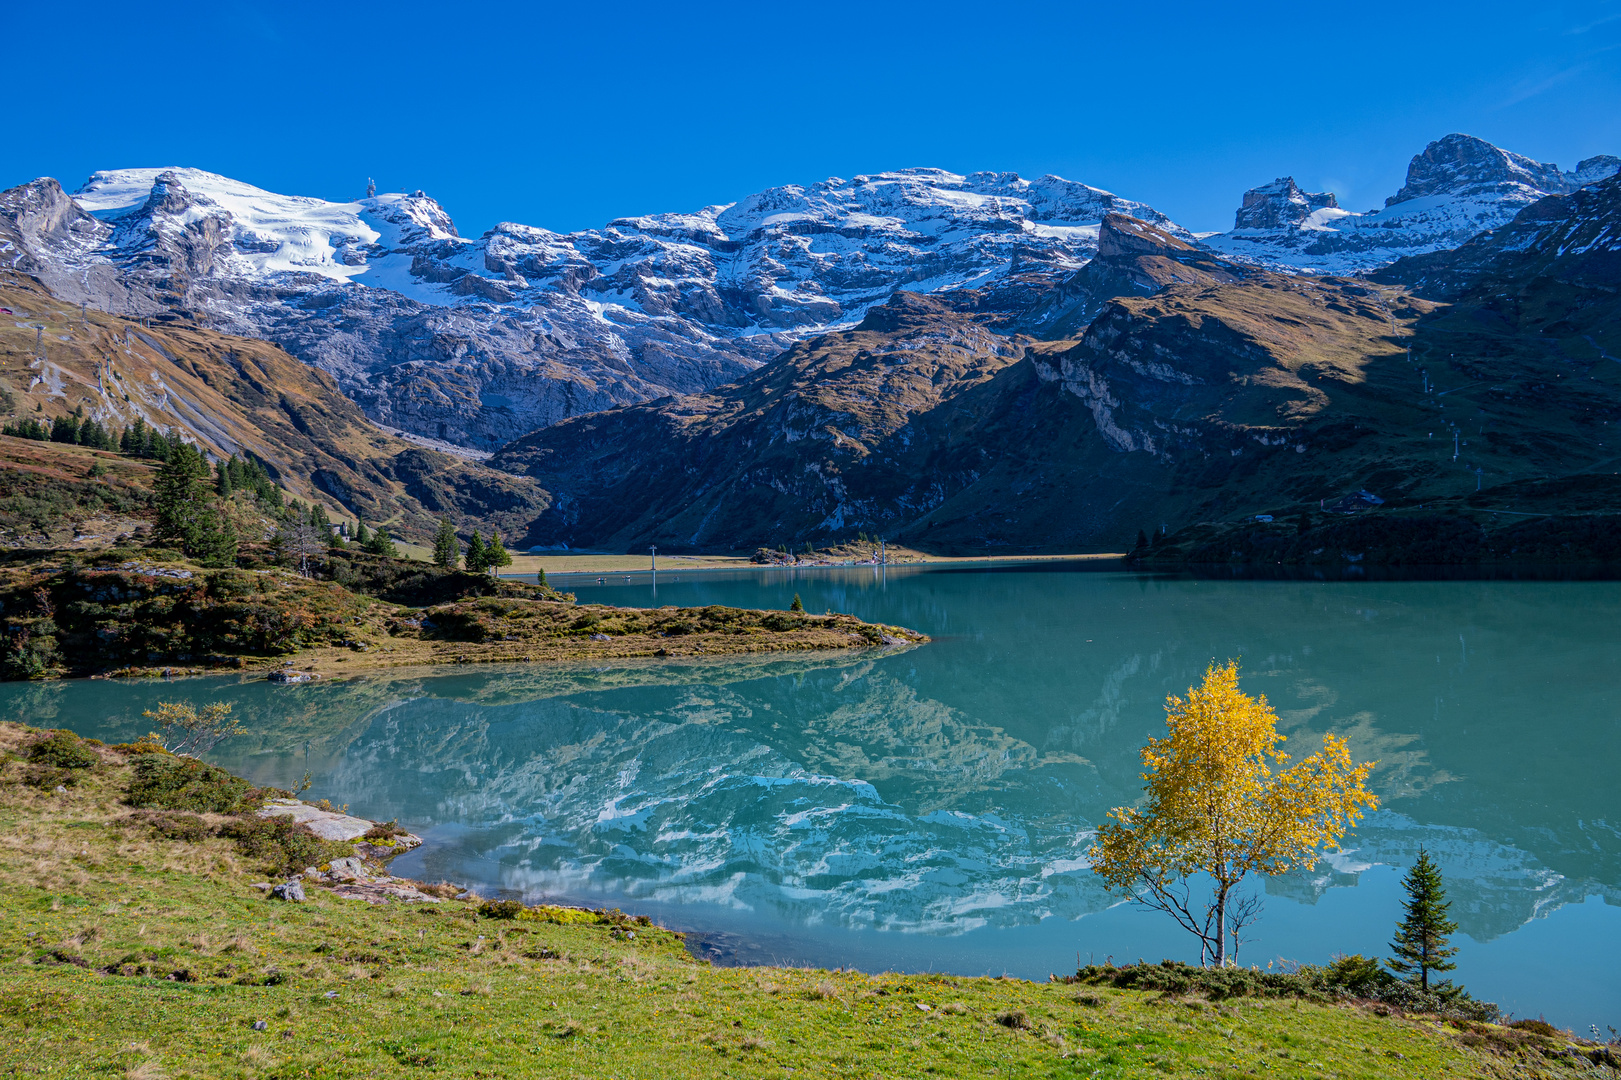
[4,721,1604,1079]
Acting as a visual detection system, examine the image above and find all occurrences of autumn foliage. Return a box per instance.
[1091,660,1378,966]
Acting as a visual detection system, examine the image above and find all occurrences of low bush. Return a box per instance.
[125,753,260,814]
[28,730,99,770]
[129,810,214,842]
[220,815,349,874]
[479,899,525,920]
[1068,958,1499,1022]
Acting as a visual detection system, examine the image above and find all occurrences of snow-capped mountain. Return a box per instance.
[1,166,1179,448]
[1205,133,1620,274]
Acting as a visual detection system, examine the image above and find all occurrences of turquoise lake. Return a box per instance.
[6,563,1618,1030]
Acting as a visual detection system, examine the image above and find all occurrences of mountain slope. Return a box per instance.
[491,188,1621,555]
[2,167,1183,449]
[0,270,548,542]
[1205,133,1619,274]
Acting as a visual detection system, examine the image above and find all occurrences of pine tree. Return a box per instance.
[486,532,512,575]
[1296,511,1313,536]
[1388,848,1458,992]
[431,519,460,569]
[153,442,238,567]
[365,525,399,559]
[1136,529,1149,550]
[464,531,488,574]
[354,520,371,545]
[216,456,234,498]
[789,593,804,613]
[50,414,80,444]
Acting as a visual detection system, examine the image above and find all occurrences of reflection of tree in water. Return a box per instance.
[6,571,1619,949]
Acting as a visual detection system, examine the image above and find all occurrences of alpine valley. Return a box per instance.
[3,132,1619,557]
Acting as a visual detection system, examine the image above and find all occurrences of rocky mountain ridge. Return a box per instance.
[492,176,1621,554]
[2,133,1613,461]
[1205,134,1620,274]
[2,167,1180,449]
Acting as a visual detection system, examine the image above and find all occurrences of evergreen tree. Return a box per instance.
[354,520,371,545]
[431,519,460,569]
[486,532,512,575]
[364,525,399,559]
[153,442,238,566]
[1296,511,1313,536]
[1388,848,1458,992]
[50,414,80,444]
[1135,529,1149,550]
[789,593,805,613]
[464,531,488,574]
[78,418,108,449]
[216,456,234,498]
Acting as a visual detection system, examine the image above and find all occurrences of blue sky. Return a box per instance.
[4,1,1618,236]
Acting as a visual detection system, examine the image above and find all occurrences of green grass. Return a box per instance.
[0,722,1584,1079]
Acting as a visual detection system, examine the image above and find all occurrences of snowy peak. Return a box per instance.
[1388,133,1567,205]
[1206,133,1621,274]
[71,167,465,287]
[1573,155,1621,187]
[1233,177,1339,231]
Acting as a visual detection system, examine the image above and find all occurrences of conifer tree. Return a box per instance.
[216,456,234,498]
[153,443,238,567]
[486,532,512,576]
[1136,529,1149,550]
[789,593,804,613]
[431,519,460,569]
[354,520,370,545]
[464,531,488,574]
[1389,848,1458,991]
[365,525,399,559]
[50,414,79,444]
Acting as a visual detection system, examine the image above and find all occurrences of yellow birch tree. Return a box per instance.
[1090,660,1378,966]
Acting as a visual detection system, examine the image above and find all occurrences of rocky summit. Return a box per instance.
[1205,133,1621,275]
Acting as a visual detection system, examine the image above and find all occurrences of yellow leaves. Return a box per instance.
[1090,661,1378,892]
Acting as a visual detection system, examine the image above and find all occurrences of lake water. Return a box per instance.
[7,563,1618,1030]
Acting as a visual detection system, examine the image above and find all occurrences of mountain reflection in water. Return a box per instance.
[8,566,1618,1028]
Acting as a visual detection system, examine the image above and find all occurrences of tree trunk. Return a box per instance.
[1213,884,1228,967]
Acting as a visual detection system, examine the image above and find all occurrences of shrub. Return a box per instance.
[1319,953,1391,997]
[220,815,348,874]
[363,820,409,841]
[125,754,259,814]
[1067,960,1499,1022]
[24,765,82,790]
[135,811,214,842]
[28,730,98,770]
[479,899,525,920]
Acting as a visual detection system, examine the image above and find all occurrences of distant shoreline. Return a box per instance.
[503,551,1127,577]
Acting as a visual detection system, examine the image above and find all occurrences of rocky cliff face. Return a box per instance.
[1017,214,1249,338]
[1234,178,1339,230]
[1206,134,1619,274]
[1,167,1182,449]
[1373,173,1621,297]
